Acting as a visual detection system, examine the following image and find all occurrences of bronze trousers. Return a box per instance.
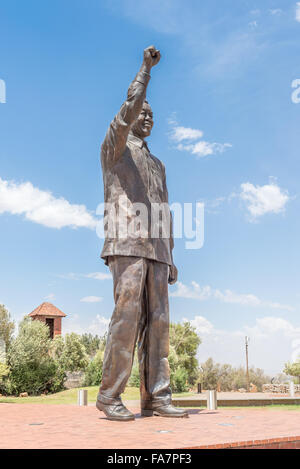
[98,256,172,408]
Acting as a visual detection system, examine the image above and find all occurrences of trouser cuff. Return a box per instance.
[97,393,122,406]
[141,397,171,409]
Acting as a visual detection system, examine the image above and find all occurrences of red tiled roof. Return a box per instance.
[29,302,67,318]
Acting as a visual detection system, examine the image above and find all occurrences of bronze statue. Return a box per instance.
[96,46,188,421]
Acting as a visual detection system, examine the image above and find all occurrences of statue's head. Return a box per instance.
[131,100,153,139]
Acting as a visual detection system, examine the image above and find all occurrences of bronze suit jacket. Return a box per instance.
[100,71,173,266]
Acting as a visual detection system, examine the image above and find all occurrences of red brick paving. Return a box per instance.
[0,403,299,449]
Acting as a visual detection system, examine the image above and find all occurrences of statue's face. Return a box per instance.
[131,101,153,139]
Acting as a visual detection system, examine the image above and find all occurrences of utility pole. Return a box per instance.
[245,336,250,392]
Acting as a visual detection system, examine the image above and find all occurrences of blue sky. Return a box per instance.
[1,0,300,375]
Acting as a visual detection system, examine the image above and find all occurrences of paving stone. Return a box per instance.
[0,403,300,449]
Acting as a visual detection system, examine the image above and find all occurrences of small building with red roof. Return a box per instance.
[28,302,66,339]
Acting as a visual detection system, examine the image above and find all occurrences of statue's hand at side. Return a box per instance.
[168,264,178,285]
[143,45,161,71]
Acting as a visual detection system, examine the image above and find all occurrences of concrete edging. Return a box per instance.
[172,398,300,407]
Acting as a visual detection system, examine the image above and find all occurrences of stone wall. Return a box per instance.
[263,383,300,393]
[64,371,85,389]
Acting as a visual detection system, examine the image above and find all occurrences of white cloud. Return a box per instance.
[198,196,226,215]
[214,289,261,306]
[0,177,97,230]
[183,315,214,335]
[80,296,103,303]
[57,273,79,280]
[44,293,55,301]
[88,314,110,335]
[185,315,300,374]
[63,314,109,336]
[171,281,294,311]
[248,21,258,29]
[248,316,299,337]
[58,272,112,281]
[269,9,282,16]
[239,179,289,218]
[215,289,294,312]
[177,141,232,158]
[266,302,293,311]
[168,120,232,158]
[250,9,261,16]
[85,272,112,280]
[170,281,212,300]
[170,125,203,142]
[296,3,300,22]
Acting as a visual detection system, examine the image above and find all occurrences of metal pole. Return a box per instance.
[245,336,250,392]
[207,390,217,410]
[78,389,88,406]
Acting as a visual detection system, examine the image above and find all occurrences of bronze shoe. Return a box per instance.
[141,404,189,418]
[96,400,135,421]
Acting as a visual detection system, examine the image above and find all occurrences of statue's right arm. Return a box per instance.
[101,46,160,169]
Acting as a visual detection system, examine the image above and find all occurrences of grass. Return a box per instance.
[0,386,191,405]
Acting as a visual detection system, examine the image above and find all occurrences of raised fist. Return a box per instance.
[143,45,161,69]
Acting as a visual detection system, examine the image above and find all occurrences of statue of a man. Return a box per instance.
[96,46,188,421]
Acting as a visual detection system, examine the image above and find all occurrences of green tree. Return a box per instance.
[51,333,89,372]
[169,322,201,387]
[167,343,188,392]
[84,349,105,386]
[199,358,271,391]
[283,358,300,384]
[170,366,189,393]
[248,367,271,391]
[218,363,234,390]
[127,322,201,392]
[0,304,15,351]
[199,358,221,389]
[0,361,10,394]
[7,317,61,395]
[80,333,105,357]
[0,362,9,380]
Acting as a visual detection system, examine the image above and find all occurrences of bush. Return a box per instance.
[0,362,9,380]
[199,358,271,391]
[51,333,89,372]
[126,322,201,393]
[169,322,201,387]
[6,317,63,395]
[283,358,300,384]
[80,333,106,357]
[0,304,14,351]
[83,349,104,386]
[0,361,10,394]
[170,367,189,393]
